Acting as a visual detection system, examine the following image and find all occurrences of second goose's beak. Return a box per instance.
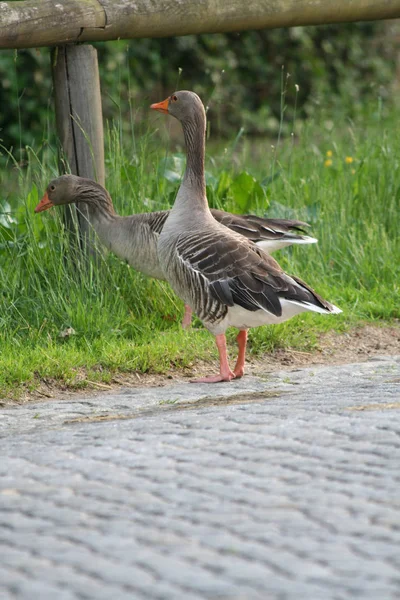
[150,98,169,114]
[34,192,54,213]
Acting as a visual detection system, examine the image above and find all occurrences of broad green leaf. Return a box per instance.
[229,171,257,213]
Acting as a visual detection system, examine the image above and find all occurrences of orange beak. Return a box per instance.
[150,97,170,114]
[34,192,54,213]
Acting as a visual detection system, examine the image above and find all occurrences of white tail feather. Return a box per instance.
[286,299,342,315]
[291,236,318,245]
[256,236,318,253]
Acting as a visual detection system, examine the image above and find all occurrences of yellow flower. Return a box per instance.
[326,150,333,157]
[351,169,356,175]
[324,159,333,167]
[345,156,354,164]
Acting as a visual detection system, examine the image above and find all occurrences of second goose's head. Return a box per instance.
[151,90,205,124]
[35,175,110,213]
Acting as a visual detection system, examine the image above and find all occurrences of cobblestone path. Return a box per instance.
[1,355,399,599]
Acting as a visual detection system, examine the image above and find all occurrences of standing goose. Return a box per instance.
[35,175,316,327]
[151,91,341,383]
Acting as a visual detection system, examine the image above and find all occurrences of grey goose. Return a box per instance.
[151,91,341,383]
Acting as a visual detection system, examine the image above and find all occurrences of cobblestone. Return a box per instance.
[0,355,399,599]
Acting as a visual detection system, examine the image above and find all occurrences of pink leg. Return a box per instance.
[233,329,248,378]
[181,304,192,329]
[191,334,236,384]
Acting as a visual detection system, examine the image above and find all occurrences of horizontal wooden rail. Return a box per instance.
[1,0,400,49]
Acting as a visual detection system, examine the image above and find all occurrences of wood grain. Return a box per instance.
[52,45,105,253]
[0,0,105,48]
[1,0,400,49]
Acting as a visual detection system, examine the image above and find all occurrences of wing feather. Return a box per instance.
[174,228,292,316]
[211,209,310,241]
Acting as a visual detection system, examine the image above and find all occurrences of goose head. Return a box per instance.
[151,90,205,123]
[35,175,109,213]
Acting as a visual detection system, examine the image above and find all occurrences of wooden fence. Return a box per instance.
[1,1,400,49]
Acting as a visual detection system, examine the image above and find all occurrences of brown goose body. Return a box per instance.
[35,175,317,281]
[152,91,341,383]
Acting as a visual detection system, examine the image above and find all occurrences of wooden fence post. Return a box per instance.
[51,44,105,254]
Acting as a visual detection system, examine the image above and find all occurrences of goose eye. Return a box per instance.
[50,185,56,192]
[171,95,178,102]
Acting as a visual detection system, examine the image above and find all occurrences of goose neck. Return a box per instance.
[75,183,116,223]
[181,112,206,198]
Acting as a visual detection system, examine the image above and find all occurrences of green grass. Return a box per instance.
[0,94,399,399]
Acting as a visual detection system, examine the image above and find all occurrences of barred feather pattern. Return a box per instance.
[159,217,337,335]
[161,231,227,326]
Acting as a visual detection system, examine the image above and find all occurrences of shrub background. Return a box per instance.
[0,21,398,152]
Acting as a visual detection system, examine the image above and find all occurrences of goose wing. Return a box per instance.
[143,209,312,243]
[175,228,331,318]
[211,209,310,242]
